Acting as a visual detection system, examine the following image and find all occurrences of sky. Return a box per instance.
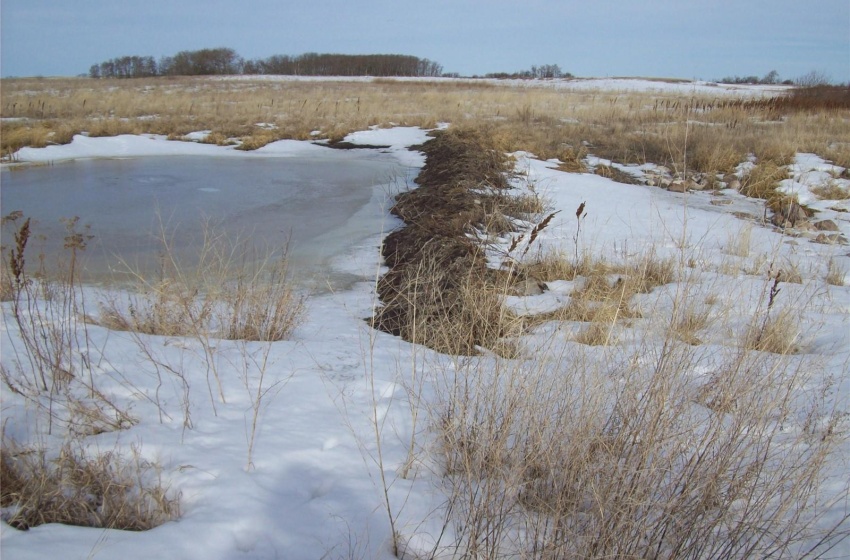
[1,0,848,82]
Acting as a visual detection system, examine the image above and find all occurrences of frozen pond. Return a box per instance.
[1,152,409,291]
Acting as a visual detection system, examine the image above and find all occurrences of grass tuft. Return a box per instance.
[826,259,847,286]
[811,181,850,200]
[96,224,304,342]
[739,160,788,200]
[1,439,179,531]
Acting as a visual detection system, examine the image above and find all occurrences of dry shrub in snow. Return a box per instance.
[403,240,847,558]
[826,259,847,287]
[96,221,304,342]
[427,313,846,558]
[1,440,178,531]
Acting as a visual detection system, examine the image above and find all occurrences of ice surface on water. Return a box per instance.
[1,152,408,291]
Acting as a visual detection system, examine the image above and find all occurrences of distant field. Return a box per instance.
[2,76,847,176]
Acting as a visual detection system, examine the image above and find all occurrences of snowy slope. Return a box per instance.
[2,129,848,559]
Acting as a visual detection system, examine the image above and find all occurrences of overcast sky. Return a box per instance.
[2,0,848,82]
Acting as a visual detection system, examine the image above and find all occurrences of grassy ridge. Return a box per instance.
[373,128,532,354]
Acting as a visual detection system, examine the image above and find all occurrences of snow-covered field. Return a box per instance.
[2,121,848,559]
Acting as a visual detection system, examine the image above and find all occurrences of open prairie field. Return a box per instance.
[2,76,849,559]
[3,75,848,170]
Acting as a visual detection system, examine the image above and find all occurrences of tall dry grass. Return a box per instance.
[0,214,135,436]
[95,220,304,343]
[394,258,848,559]
[0,215,180,531]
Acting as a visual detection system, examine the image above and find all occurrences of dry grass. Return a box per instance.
[96,223,304,342]
[564,274,641,322]
[380,250,523,355]
[745,310,801,354]
[811,181,850,200]
[739,160,789,200]
[725,222,753,257]
[3,77,848,176]
[373,122,847,554]
[517,248,582,282]
[669,306,711,345]
[374,128,533,354]
[1,439,179,531]
[826,259,847,286]
[419,270,845,558]
[593,163,641,185]
[522,251,674,333]
[555,145,588,173]
[0,214,136,438]
[573,320,617,346]
[743,271,801,354]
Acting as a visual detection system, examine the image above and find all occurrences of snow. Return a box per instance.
[10,128,436,169]
[214,75,788,97]
[183,130,212,141]
[778,152,850,208]
[12,133,334,163]
[478,77,790,97]
[332,125,442,167]
[2,127,849,558]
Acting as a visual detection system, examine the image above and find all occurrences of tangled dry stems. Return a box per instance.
[1,440,179,531]
[0,216,179,532]
[374,128,531,354]
[96,224,304,342]
[430,292,844,558]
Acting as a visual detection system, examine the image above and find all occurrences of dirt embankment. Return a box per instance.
[371,128,539,354]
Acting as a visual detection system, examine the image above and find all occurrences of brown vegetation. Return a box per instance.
[3,77,849,172]
[95,223,304,342]
[1,440,178,531]
[372,128,530,354]
[728,85,850,114]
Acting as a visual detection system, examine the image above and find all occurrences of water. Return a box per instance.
[1,153,409,291]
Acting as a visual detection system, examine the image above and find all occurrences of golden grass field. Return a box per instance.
[2,76,849,175]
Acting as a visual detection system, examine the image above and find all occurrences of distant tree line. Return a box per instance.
[89,48,443,78]
[717,70,838,87]
[160,48,244,76]
[88,55,159,79]
[242,53,442,77]
[718,70,792,85]
[484,64,572,80]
